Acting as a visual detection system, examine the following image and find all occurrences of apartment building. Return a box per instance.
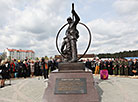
[4,48,35,60]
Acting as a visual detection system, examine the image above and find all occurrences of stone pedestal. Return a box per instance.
[43,71,99,102]
[58,62,85,71]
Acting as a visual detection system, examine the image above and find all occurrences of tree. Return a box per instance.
[35,57,39,60]
[0,52,7,60]
[97,50,138,58]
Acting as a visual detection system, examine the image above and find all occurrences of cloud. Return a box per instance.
[113,0,138,15]
[86,16,138,54]
[0,0,70,56]
[113,0,138,23]
[0,0,138,58]
[77,0,138,54]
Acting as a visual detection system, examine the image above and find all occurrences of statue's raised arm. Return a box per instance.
[72,9,80,26]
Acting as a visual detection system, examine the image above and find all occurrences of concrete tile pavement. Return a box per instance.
[94,75,138,102]
[1,75,138,102]
[0,77,47,102]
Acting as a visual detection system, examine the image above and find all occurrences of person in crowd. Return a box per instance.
[48,59,56,72]
[113,59,119,75]
[39,60,42,76]
[14,59,18,78]
[34,60,40,76]
[27,59,31,77]
[45,59,49,78]
[5,61,11,84]
[1,60,6,88]
[0,60,11,88]
[54,59,59,69]
[95,59,100,74]
[104,60,108,67]
[48,60,52,72]
[132,59,138,76]
[105,60,109,68]
[108,60,113,75]
[102,63,108,70]
[85,59,92,70]
[17,60,23,78]
[23,59,28,78]
[100,63,109,80]
[99,60,104,70]
[120,59,124,75]
[53,59,58,70]
[10,60,15,78]
[117,58,121,75]
[128,59,134,76]
[41,58,49,79]
[91,59,96,74]
[30,60,35,77]
[124,59,129,76]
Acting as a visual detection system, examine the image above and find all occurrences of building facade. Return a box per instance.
[4,48,35,60]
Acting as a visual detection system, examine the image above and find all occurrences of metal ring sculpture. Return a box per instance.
[56,22,92,61]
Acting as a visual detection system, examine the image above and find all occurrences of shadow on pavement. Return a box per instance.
[95,84,103,102]
[94,78,104,102]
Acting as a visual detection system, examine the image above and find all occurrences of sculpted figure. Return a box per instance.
[61,8,80,62]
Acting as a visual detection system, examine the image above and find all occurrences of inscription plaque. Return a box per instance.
[54,78,87,94]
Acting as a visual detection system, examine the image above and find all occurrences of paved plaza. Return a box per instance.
[94,75,138,102]
[0,77,47,102]
[0,75,138,102]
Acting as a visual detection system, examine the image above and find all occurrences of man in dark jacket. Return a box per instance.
[91,59,96,74]
[34,60,40,76]
[85,59,92,70]
[128,59,134,76]
[17,61,22,78]
[132,59,138,76]
[41,58,48,79]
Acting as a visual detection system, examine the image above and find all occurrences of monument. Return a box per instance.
[43,3,99,102]
[60,3,79,62]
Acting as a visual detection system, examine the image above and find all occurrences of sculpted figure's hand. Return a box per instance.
[72,9,75,15]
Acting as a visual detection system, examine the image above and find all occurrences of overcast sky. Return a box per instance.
[0,0,138,57]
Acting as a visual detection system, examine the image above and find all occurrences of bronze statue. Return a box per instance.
[56,3,92,63]
[61,4,80,62]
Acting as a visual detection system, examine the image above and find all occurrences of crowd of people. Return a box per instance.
[0,58,59,88]
[85,58,138,76]
[1,57,138,88]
